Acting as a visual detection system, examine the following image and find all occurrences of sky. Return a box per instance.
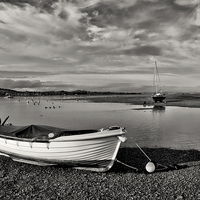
[0,0,200,93]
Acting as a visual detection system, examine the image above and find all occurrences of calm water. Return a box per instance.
[1,96,200,151]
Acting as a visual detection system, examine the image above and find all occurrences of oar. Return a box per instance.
[2,116,9,126]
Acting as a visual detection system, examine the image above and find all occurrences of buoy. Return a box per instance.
[145,161,156,173]
[48,133,54,138]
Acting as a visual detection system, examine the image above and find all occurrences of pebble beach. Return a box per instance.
[1,148,200,199]
[1,93,200,199]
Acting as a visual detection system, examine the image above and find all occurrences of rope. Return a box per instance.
[115,159,138,171]
[135,142,151,161]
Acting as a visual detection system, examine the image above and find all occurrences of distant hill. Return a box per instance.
[0,88,18,96]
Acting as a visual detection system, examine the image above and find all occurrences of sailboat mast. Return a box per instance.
[155,61,162,94]
[154,61,158,93]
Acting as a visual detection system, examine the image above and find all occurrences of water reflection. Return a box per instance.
[2,97,200,150]
[152,106,166,113]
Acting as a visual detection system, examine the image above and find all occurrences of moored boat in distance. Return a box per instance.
[0,124,127,172]
[152,61,166,103]
[4,95,14,98]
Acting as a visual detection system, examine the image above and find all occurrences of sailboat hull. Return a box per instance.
[152,96,166,103]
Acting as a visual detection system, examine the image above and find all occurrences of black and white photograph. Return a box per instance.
[0,0,200,199]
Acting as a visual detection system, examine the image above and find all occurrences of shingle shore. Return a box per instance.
[1,147,200,199]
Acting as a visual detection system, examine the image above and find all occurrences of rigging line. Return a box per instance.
[155,61,162,89]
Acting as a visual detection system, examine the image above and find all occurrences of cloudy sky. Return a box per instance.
[0,0,200,93]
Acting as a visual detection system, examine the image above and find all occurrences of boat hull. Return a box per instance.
[152,96,166,103]
[0,127,126,172]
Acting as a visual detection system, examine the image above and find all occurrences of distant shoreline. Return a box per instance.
[72,93,200,108]
[2,92,200,108]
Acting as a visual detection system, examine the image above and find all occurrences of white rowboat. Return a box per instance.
[0,124,127,172]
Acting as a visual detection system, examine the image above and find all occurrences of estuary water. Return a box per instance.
[1,96,200,151]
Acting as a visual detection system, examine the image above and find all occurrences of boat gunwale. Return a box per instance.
[0,128,126,143]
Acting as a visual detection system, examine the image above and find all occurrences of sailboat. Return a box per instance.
[152,61,166,103]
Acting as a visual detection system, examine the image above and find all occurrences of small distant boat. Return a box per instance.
[0,124,127,172]
[152,61,166,103]
[4,95,14,98]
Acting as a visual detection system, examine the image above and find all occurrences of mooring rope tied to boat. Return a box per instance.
[115,159,138,171]
[128,135,152,162]
[135,142,152,161]
[115,142,153,172]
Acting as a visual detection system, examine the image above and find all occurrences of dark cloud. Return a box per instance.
[0,20,6,24]
[0,28,28,43]
[80,0,193,29]
[82,2,140,28]
[0,70,53,78]
[124,45,162,56]
[179,25,200,41]
[0,0,36,6]
[58,10,69,20]
[0,79,75,90]
[0,79,42,89]
[0,0,57,12]
[135,1,196,31]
